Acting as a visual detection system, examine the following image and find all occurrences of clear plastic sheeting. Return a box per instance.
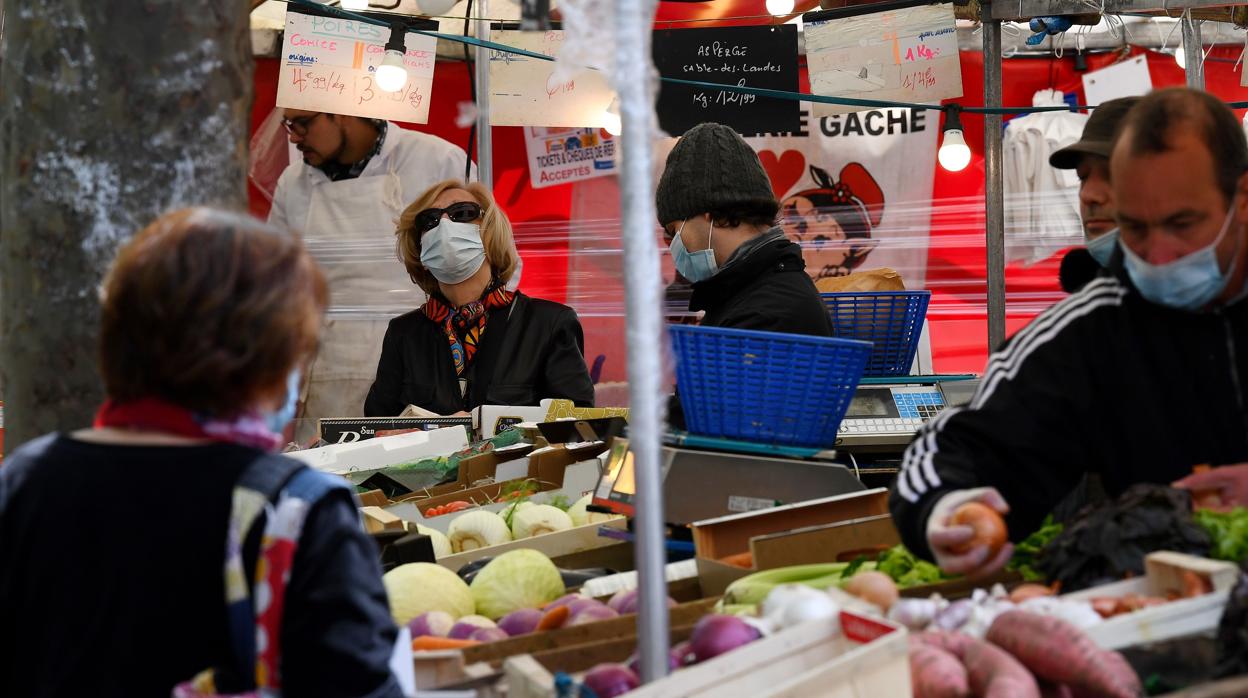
[249,106,291,203]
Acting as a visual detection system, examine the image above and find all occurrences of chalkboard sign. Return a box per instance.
[652,24,800,137]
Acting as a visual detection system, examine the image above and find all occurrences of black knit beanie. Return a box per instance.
[655,122,777,225]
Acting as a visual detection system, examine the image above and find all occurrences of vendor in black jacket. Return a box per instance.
[657,122,832,335]
[890,88,1248,579]
[657,122,832,427]
[364,179,595,416]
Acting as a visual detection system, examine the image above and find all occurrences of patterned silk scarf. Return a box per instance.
[422,285,516,376]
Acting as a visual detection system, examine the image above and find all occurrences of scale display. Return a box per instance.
[841,386,944,435]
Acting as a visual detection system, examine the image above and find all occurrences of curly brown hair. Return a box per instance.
[98,208,328,416]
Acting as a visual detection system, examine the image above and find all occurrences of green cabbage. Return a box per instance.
[384,562,476,625]
[469,549,565,619]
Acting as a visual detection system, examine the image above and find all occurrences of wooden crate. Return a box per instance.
[505,611,911,698]
[434,518,629,573]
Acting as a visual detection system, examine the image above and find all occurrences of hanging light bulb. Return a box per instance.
[376,22,409,93]
[938,105,972,172]
[417,0,459,16]
[603,97,622,137]
[766,0,796,15]
[341,0,369,10]
[1174,45,1186,68]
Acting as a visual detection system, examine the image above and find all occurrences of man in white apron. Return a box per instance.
[269,110,473,421]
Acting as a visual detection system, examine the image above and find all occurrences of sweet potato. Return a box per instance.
[1039,681,1074,698]
[918,631,1038,698]
[909,637,970,698]
[986,611,1141,698]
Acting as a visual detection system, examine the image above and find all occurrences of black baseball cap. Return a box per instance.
[1050,96,1142,170]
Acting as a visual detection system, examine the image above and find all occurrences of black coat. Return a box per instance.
[889,272,1248,562]
[670,232,833,428]
[691,231,834,336]
[364,293,595,416]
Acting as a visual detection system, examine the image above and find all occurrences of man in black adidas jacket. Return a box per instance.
[890,87,1248,578]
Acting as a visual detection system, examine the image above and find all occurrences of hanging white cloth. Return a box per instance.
[1003,89,1089,265]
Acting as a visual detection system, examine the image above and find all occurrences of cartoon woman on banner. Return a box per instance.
[780,163,885,280]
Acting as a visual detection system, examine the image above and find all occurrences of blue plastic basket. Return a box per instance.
[822,291,931,376]
[669,325,873,448]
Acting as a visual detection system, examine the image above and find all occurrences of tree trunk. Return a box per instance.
[0,1,254,450]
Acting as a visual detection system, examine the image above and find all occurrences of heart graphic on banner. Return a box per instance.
[757,149,807,199]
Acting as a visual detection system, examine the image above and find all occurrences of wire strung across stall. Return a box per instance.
[283,0,1248,117]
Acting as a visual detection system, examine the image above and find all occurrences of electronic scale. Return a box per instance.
[835,376,979,451]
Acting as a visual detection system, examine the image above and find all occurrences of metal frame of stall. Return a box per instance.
[436,0,1248,683]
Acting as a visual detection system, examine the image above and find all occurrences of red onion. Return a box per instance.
[567,603,619,626]
[543,593,585,611]
[581,663,640,698]
[497,608,544,637]
[688,614,761,663]
[606,589,678,615]
[448,616,496,640]
[406,611,454,638]
[627,641,689,675]
[468,627,509,643]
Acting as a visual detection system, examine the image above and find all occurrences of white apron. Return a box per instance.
[301,168,426,421]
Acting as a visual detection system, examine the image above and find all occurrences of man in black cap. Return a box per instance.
[1050,96,1140,293]
[656,122,832,336]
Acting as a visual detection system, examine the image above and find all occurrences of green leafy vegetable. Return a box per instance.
[546,494,572,512]
[1194,507,1248,563]
[1007,516,1064,582]
[875,545,951,587]
[843,555,870,578]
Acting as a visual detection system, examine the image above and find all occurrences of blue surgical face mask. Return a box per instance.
[1121,200,1241,311]
[264,369,301,435]
[670,218,718,283]
[1086,228,1119,267]
[420,219,488,285]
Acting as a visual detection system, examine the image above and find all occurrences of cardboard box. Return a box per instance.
[385,446,608,532]
[690,488,890,560]
[285,426,470,475]
[435,517,629,573]
[475,403,551,440]
[695,514,901,597]
[318,416,473,444]
[543,399,629,422]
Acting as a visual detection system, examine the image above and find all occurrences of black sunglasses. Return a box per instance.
[415,201,483,233]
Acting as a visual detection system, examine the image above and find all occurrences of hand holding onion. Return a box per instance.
[927,487,1012,579]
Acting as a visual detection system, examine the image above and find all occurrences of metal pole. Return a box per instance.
[474,0,493,185]
[1182,15,1205,90]
[612,0,668,683]
[983,15,1006,351]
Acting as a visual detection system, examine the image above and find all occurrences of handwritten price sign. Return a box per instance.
[805,4,962,116]
[276,8,438,123]
[487,30,615,128]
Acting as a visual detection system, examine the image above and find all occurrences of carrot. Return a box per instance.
[719,551,754,569]
[985,611,1141,698]
[917,631,1038,698]
[411,635,481,651]
[536,604,570,631]
[909,637,970,698]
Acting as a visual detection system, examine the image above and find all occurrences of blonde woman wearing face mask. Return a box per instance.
[364,179,595,416]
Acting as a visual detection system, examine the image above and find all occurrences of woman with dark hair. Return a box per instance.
[0,209,404,697]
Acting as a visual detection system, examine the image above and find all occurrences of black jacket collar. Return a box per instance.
[689,232,807,314]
